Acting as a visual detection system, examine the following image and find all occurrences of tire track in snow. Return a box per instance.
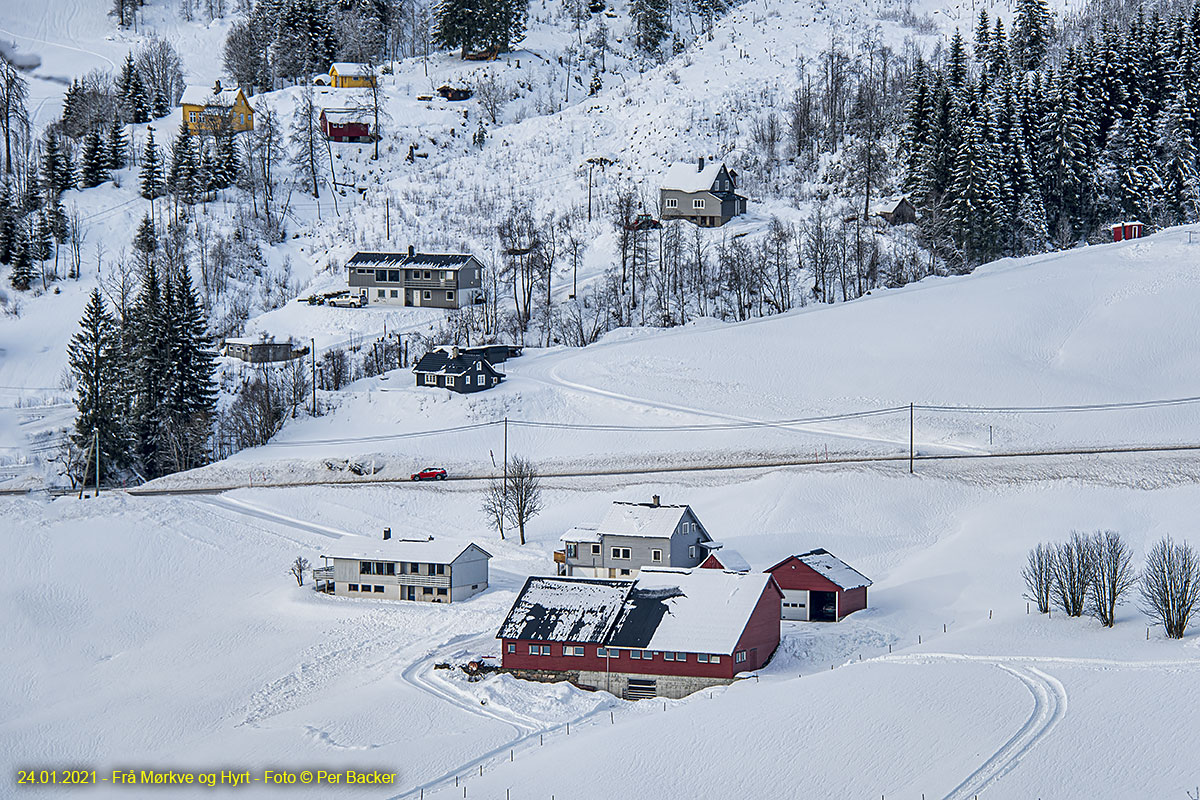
[190,495,350,541]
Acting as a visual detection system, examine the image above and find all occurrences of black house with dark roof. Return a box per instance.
[413,346,504,393]
[346,247,483,309]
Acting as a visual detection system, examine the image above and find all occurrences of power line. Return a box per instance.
[916,395,1200,414]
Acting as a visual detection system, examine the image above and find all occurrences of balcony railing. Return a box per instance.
[313,566,334,580]
[355,572,451,588]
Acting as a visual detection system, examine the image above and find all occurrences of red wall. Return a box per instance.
[732,579,783,671]
[766,558,844,592]
[501,639,739,679]
[838,586,867,618]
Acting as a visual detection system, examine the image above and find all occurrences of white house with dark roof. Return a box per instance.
[497,568,782,699]
[659,157,748,227]
[345,247,483,308]
[315,533,491,603]
[556,496,720,578]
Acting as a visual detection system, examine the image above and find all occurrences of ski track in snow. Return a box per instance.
[876,652,1200,798]
[191,495,350,541]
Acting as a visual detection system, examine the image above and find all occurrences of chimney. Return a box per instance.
[213,79,222,93]
[697,156,704,172]
[449,346,460,359]
[383,527,391,540]
[408,244,415,257]
[651,494,660,507]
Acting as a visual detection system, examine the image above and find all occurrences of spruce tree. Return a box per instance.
[32,210,53,264]
[107,117,129,170]
[1013,0,1051,70]
[140,129,166,200]
[117,53,138,114]
[631,0,670,55]
[132,261,169,475]
[167,125,197,202]
[163,268,216,471]
[0,183,13,265]
[126,68,152,124]
[974,11,990,63]
[79,127,111,188]
[989,18,1009,75]
[41,132,71,197]
[152,87,170,120]
[947,30,969,90]
[1114,104,1161,224]
[948,113,1002,266]
[1039,73,1093,241]
[69,289,128,480]
[9,225,34,290]
[1158,90,1200,225]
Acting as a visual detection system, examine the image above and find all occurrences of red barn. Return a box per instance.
[497,568,782,699]
[320,108,373,143]
[1111,221,1145,242]
[765,549,871,622]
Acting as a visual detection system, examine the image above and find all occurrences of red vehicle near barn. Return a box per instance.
[320,108,374,143]
[497,567,782,700]
[765,549,872,622]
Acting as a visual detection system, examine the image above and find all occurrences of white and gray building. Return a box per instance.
[556,496,718,578]
[345,247,484,308]
[315,534,491,603]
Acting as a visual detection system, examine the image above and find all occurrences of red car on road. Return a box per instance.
[411,467,448,481]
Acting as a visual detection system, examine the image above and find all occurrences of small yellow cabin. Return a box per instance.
[329,62,376,88]
[180,81,254,134]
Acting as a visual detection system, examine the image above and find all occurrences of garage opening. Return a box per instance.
[810,591,837,622]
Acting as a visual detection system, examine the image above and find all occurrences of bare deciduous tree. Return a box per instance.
[1139,536,1200,639]
[290,555,310,586]
[481,476,507,541]
[504,455,542,546]
[1051,531,1093,617]
[1087,530,1137,627]
[1022,542,1054,614]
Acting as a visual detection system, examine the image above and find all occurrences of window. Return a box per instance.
[507,644,515,653]
[591,544,602,556]
[422,587,433,595]
[664,652,675,661]
[411,270,419,280]
[360,561,372,575]
[445,376,455,387]
[424,374,437,385]
[642,651,653,659]
[373,585,384,593]
[376,270,387,282]
[710,655,720,664]
[424,271,432,279]
[697,654,709,663]
[410,562,420,573]
[348,584,359,592]
[442,270,450,280]
[597,648,618,658]
[735,651,747,663]
[388,270,400,283]
[629,650,641,659]
[674,652,686,661]
[390,289,399,298]
[665,197,678,209]
[566,543,577,558]
[423,290,432,300]
[436,587,448,596]
[651,549,662,562]
[446,291,455,302]
[689,545,697,558]
[564,646,584,656]
[693,198,705,209]
[465,375,472,385]
[434,564,446,575]
[619,569,631,576]
[611,547,631,560]
[384,563,396,576]
[378,289,385,298]
[529,645,551,656]
[374,562,385,575]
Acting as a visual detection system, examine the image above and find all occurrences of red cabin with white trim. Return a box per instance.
[1111,221,1145,242]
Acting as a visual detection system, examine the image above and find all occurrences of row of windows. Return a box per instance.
[783,601,806,608]
[359,561,446,576]
[564,543,663,562]
[663,198,707,210]
[424,374,499,387]
[510,644,722,663]
[347,584,385,593]
[365,269,456,282]
[376,289,455,301]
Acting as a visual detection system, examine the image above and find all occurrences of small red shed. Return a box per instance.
[320,108,373,143]
[765,548,871,622]
[699,548,750,572]
[1111,221,1145,242]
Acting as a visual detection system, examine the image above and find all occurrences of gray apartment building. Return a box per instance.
[345,247,483,308]
[556,496,716,578]
[659,158,748,227]
[315,534,491,603]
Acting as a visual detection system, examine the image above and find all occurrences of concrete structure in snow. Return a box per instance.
[556,496,717,578]
[765,549,871,621]
[497,568,782,699]
[315,532,491,603]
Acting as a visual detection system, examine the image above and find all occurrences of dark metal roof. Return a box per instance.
[412,348,504,378]
[346,251,478,269]
[605,586,683,649]
[496,577,633,643]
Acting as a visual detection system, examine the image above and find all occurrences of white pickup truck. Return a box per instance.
[327,292,364,308]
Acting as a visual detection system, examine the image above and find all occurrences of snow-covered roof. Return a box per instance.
[330,62,372,77]
[767,549,871,590]
[180,84,242,107]
[608,568,776,654]
[560,525,600,543]
[497,577,633,643]
[661,161,724,193]
[595,500,709,541]
[870,197,910,216]
[707,549,750,572]
[320,107,370,123]
[323,537,491,565]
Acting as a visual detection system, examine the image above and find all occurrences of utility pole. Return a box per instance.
[385,197,390,240]
[93,427,100,496]
[909,403,914,474]
[502,416,508,539]
[311,338,317,416]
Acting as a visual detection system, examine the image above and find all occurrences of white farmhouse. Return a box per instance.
[315,533,491,603]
